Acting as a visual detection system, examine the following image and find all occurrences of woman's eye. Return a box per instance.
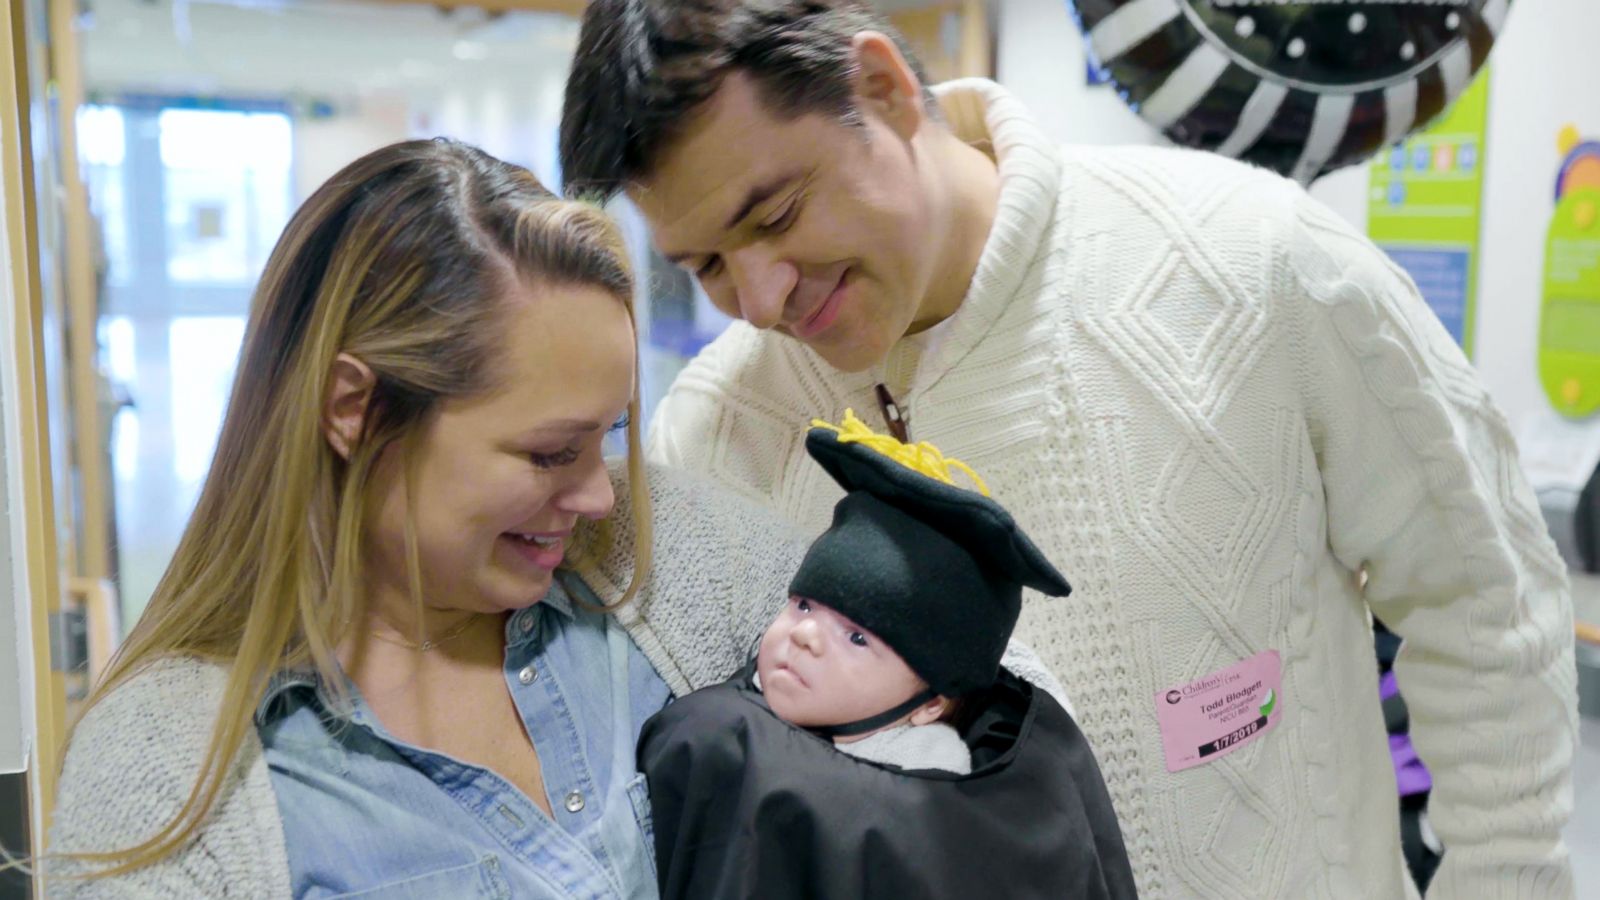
[609,411,631,433]
[530,447,581,469]
[849,632,868,647]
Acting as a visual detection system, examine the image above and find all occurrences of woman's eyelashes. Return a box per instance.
[529,412,629,468]
[529,447,582,469]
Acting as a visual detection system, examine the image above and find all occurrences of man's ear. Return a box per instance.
[323,353,377,460]
[850,30,927,141]
[908,694,953,727]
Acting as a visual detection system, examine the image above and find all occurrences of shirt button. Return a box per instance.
[564,790,585,813]
[519,613,535,634]
[518,666,537,685]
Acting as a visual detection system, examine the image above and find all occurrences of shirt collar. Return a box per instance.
[542,578,577,619]
[254,667,320,726]
[255,583,582,723]
[504,579,577,648]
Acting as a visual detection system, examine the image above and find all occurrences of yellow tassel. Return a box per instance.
[810,409,991,496]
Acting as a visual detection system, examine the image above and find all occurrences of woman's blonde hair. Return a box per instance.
[60,138,651,876]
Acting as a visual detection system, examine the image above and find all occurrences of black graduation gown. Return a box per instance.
[637,663,1138,899]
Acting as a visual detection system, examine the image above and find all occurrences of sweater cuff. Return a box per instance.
[1425,844,1575,899]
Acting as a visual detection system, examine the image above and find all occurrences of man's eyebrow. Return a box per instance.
[661,170,806,266]
[723,171,801,231]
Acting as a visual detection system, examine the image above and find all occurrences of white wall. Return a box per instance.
[995,0,1598,457]
[291,80,567,207]
[424,79,567,188]
[293,98,412,204]
[995,0,1158,149]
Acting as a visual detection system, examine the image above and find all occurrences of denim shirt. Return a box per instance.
[256,577,672,899]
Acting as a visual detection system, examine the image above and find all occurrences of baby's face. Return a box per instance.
[757,595,928,730]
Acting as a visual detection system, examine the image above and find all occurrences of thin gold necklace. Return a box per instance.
[369,614,485,652]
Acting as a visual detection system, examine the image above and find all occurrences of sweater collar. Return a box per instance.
[936,78,1061,325]
[870,80,1062,404]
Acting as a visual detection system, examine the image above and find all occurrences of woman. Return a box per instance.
[47,140,727,898]
[47,139,1065,898]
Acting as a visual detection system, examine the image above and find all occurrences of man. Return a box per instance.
[560,2,1578,896]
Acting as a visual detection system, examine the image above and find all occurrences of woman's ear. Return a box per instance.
[908,694,953,727]
[323,353,376,460]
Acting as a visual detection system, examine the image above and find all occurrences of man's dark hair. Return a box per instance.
[559,0,934,201]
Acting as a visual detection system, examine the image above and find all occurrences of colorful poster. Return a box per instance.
[1539,128,1600,419]
[1367,73,1491,357]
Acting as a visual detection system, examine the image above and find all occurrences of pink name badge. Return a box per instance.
[1155,649,1282,773]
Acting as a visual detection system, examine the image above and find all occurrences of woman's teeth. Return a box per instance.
[514,533,560,547]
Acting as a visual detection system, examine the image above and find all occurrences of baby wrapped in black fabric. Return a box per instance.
[637,414,1138,899]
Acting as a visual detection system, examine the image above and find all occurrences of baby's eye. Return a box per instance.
[796,598,812,613]
[848,632,868,647]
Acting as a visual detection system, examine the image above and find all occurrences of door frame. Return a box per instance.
[2,0,72,888]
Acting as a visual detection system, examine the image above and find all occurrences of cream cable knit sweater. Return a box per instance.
[645,80,1579,898]
[46,463,1063,896]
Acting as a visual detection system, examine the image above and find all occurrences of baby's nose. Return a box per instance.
[792,618,823,650]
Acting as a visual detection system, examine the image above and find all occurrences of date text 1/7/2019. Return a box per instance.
[1198,716,1268,759]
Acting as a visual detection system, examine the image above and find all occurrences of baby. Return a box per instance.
[637,413,1137,900]
[754,591,974,774]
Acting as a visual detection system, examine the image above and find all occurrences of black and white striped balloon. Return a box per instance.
[1067,0,1510,183]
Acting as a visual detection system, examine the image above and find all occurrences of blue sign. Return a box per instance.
[1381,246,1471,344]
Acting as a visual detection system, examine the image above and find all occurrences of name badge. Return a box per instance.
[1155,649,1283,773]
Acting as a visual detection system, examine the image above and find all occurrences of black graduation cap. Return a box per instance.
[788,420,1071,698]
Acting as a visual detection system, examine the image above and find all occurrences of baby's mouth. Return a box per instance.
[772,661,809,688]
